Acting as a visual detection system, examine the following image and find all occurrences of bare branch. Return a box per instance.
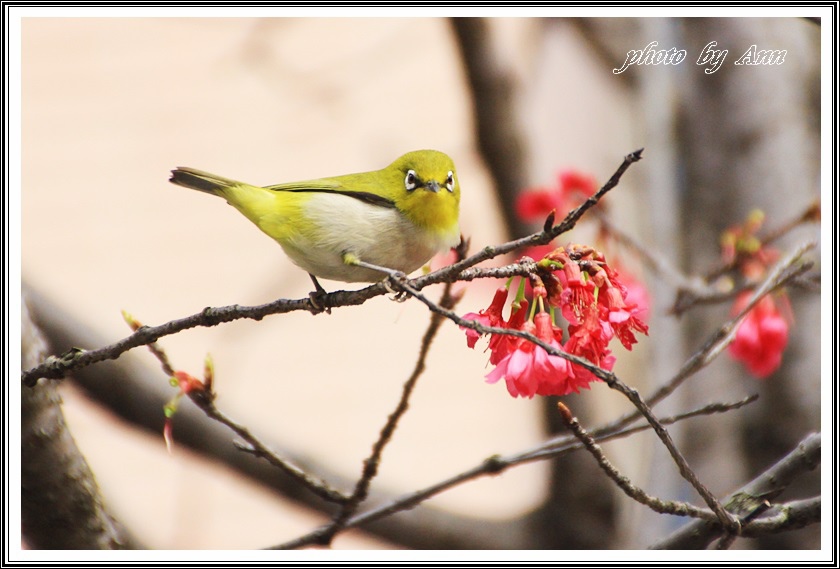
[191,396,350,505]
[598,372,740,532]
[556,402,715,522]
[650,433,821,549]
[515,395,759,464]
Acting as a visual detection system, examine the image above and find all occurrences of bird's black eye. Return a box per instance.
[445,171,455,193]
[405,170,417,191]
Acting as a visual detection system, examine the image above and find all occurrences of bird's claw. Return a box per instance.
[307,273,332,314]
[383,271,409,302]
[308,289,331,314]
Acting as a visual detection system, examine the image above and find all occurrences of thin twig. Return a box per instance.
[515,394,759,463]
[123,313,350,504]
[142,342,175,377]
[189,394,349,504]
[123,313,176,376]
[556,402,715,521]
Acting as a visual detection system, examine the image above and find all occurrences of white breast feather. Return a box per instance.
[279,193,451,282]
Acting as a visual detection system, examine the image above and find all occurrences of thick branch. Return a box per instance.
[738,498,821,536]
[450,17,529,238]
[21,297,138,550]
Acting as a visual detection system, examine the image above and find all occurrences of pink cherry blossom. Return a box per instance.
[728,293,790,378]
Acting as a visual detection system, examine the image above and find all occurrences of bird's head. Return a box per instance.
[384,149,460,239]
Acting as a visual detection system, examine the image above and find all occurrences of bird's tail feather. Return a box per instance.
[169,167,239,195]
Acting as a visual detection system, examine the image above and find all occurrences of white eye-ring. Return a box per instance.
[405,170,417,191]
[445,171,455,193]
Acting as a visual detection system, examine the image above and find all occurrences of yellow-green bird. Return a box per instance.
[169,150,460,290]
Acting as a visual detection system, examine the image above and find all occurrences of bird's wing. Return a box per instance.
[265,179,396,209]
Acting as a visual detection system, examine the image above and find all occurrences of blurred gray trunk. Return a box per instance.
[677,17,821,549]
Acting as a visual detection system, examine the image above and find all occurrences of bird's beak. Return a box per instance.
[425,180,441,193]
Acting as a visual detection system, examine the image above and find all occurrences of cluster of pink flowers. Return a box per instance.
[722,211,792,379]
[461,245,648,398]
[494,167,795,387]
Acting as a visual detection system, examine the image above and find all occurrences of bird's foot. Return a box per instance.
[382,271,410,302]
[308,274,331,314]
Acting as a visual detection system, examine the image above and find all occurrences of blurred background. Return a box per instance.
[19,15,823,552]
